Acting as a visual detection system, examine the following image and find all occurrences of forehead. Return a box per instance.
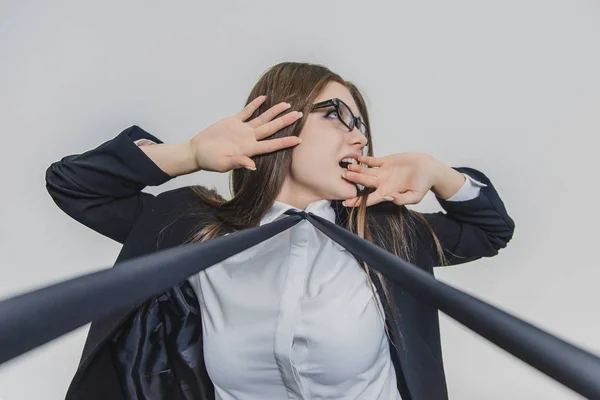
[314,81,361,117]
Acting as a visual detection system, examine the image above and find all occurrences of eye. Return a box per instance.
[324,109,339,119]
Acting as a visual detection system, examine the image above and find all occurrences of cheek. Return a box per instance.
[290,122,351,194]
[290,143,330,177]
[288,144,358,199]
[295,125,340,170]
[299,117,342,151]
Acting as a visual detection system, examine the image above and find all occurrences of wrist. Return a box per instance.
[180,140,202,173]
[430,160,466,200]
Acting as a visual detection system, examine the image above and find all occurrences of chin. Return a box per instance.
[329,180,359,201]
[304,172,359,201]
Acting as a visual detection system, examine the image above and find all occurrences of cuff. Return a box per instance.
[445,173,488,202]
[119,125,171,186]
[134,138,158,147]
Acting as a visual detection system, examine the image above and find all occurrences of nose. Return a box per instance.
[348,129,368,152]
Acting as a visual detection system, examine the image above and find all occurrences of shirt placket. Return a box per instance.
[273,219,309,399]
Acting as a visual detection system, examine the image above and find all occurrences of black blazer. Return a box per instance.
[46,126,515,400]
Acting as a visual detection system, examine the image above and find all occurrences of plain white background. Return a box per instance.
[1,0,599,399]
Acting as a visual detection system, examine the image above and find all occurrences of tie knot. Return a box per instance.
[284,209,308,219]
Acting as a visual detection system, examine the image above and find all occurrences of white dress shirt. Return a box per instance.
[136,137,487,399]
[186,176,485,400]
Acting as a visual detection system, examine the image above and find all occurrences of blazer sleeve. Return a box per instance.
[417,166,515,266]
[45,125,173,244]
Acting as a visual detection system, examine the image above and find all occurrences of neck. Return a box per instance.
[276,178,323,210]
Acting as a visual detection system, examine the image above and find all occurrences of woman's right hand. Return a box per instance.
[189,96,303,172]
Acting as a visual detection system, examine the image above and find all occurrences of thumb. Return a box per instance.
[232,156,256,171]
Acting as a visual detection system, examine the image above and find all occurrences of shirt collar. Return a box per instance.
[259,199,335,226]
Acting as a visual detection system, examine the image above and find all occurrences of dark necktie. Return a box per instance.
[0,210,599,398]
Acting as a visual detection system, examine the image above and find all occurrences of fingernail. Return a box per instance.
[342,201,347,207]
[245,166,257,171]
[297,111,303,118]
[297,137,302,143]
[383,196,394,201]
[342,171,346,178]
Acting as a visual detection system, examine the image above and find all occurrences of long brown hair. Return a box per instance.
[185,62,446,338]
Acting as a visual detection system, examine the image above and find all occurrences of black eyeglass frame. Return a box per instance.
[311,98,370,139]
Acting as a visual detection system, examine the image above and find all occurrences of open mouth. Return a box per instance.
[339,157,359,169]
[339,155,365,191]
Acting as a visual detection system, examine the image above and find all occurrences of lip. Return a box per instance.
[338,152,362,163]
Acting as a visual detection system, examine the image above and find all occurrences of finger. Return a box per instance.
[384,191,423,206]
[342,197,360,207]
[237,95,267,121]
[247,102,291,128]
[253,135,301,155]
[345,191,386,207]
[367,192,390,207]
[230,156,257,171]
[358,155,385,167]
[346,163,379,176]
[254,111,303,140]
[365,192,387,207]
[342,170,379,188]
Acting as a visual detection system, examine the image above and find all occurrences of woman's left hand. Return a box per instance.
[342,152,463,207]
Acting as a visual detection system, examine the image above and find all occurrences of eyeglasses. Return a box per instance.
[311,98,369,138]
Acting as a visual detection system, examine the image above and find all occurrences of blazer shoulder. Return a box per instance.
[151,185,222,235]
[153,185,222,212]
[118,185,220,259]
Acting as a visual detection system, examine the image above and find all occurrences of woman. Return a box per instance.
[46,62,514,400]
